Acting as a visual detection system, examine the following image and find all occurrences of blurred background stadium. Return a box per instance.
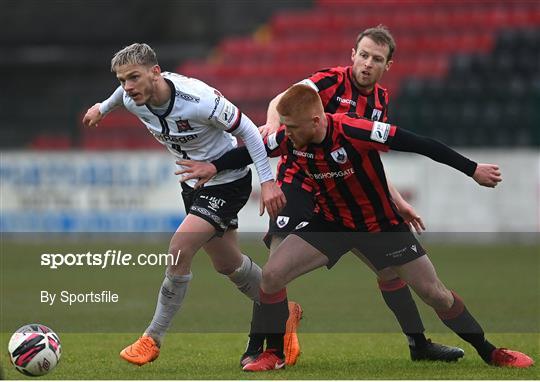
[1,0,539,233]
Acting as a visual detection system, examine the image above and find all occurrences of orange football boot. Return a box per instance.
[120,336,160,366]
[284,301,303,366]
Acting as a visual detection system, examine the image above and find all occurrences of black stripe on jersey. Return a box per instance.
[305,154,343,227]
[145,79,176,118]
[226,112,242,133]
[306,126,344,226]
[325,78,347,114]
[364,92,375,120]
[314,74,339,92]
[377,87,388,119]
[326,137,369,231]
[342,122,372,143]
[367,150,401,219]
[157,117,170,136]
[348,80,361,114]
[340,139,394,231]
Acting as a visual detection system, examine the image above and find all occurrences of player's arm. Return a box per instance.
[388,128,502,187]
[260,77,322,138]
[194,91,285,217]
[176,130,286,187]
[387,181,425,234]
[344,116,501,187]
[82,86,124,128]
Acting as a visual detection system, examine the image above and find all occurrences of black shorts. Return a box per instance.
[263,183,316,248]
[181,170,252,236]
[293,214,426,269]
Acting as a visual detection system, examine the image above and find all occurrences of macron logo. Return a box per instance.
[336,96,357,107]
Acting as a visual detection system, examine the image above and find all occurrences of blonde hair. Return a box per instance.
[276,84,324,119]
[355,25,396,61]
[110,43,158,72]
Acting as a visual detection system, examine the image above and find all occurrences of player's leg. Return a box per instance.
[203,228,261,302]
[242,184,314,366]
[243,233,329,371]
[393,253,534,367]
[352,249,465,362]
[244,216,352,371]
[120,214,216,365]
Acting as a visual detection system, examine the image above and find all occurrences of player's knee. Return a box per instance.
[421,284,452,310]
[261,266,285,294]
[213,262,236,275]
[376,267,399,282]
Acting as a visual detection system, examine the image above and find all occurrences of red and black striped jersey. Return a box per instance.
[266,113,403,232]
[276,66,390,190]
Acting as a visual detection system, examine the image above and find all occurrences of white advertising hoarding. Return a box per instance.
[1,150,538,233]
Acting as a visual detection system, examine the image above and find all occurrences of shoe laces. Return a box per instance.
[135,337,155,353]
[495,348,516,363]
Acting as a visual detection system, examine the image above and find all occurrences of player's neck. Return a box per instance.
[148,77,171,107]
[312,115,328,144]
[351,76,375,96]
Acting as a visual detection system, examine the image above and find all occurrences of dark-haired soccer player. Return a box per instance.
[178,25,464,366]
[238,84,532,370]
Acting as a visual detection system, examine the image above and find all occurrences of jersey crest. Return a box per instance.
[330,147,348,164]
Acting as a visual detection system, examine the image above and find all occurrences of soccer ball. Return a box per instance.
[8,324,62,377]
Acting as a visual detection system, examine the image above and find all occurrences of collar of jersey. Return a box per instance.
[145,78,176,119]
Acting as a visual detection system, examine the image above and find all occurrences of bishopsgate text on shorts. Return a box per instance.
[40,250,181,269]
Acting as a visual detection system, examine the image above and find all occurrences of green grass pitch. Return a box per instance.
[1,238,538,379]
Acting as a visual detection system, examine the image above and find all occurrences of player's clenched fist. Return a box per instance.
[473,163,502,188]
[82,103,103,128]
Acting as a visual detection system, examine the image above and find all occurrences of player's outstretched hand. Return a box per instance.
[260,180,286,219]
[395,199,426,234]
[473,163,502,188]
[82,103,103,128]
[258,123,279,140]
[175,160,217,189]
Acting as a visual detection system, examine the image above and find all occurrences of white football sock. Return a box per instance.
[145,271,192,346]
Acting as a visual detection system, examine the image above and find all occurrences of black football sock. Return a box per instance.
[436,291,496,363]
[378,278,427,348]
[246,303,265,354]
[252,288,288,358]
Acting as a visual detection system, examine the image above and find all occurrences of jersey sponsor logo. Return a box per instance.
[208,95,221,120]
[152,131,198,144]
[175,119,193,132]
[370,121,391,143]
[175,90,200,103]
[295,221,309,230]
[276,215,290,228]
[217,100,237,126]
[308,167,355,180]
[336,96,357,107]
[293,149,314,159]
[267,132,279,150]
[371,109,383,121]
[330,147,348,164]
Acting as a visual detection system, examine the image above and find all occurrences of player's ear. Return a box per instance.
[351,48,357,62]
[151,65,161,77]
[385,59,393,72]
